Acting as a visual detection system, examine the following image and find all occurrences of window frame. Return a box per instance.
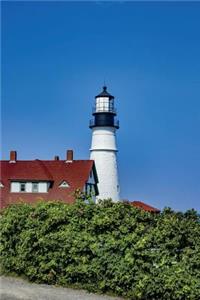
[32,182,39,193]
[20,182,26,192]
[85,183,94,195]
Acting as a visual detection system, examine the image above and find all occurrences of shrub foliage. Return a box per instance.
[0,198,200,299]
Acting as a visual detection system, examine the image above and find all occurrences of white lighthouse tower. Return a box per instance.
[89,86,120,202]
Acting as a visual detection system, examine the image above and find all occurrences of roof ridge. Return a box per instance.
[0,159,93,162]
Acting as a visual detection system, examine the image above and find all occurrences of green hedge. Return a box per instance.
[1,198,200,299]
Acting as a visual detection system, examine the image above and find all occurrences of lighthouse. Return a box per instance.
[89,86,120,202]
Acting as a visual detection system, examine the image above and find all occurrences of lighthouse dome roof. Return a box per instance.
[95,86,114,99]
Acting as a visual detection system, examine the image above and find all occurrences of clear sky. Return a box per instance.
[2,1,200,211]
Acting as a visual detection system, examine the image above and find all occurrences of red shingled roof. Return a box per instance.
[129,201,160,213]
[0,160,96,209]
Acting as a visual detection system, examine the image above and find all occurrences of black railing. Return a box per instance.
[115,120,120,128]
[89,119,94,127]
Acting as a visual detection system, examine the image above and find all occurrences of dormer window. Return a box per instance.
[59,181,70,188]
[20,183,26,192]
[10,181,49,193]
[32,183,39,193]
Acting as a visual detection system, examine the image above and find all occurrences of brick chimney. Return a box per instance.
[54,155,59,161]
[9,151,17,163]
[66,150,73,163]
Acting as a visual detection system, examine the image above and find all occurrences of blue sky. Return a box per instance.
[2,2,200,211]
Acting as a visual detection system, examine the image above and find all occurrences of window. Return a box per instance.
[59,181,70,188]
[32,183,38,193]
[20,183,26,192]
[96,97,115,113]
[85,183,94,195]
[96,97,110,112]
[10,181,49,193]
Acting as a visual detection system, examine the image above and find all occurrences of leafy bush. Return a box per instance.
[1,198,200,299]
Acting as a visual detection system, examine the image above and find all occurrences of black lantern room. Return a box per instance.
[89,86,119,129]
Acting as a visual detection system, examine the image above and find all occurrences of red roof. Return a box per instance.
[0,159,97,208]
[129,201,160,213]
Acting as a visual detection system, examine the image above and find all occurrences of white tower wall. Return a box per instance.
[90,127,120,202]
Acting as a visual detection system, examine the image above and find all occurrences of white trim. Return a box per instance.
[59,181,70,188]
[0,182,4,188]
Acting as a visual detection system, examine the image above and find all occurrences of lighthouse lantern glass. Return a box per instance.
[96,97,114,113]
[109,99,114,112]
